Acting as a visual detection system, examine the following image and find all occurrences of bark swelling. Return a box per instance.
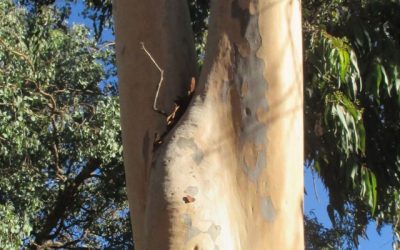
[114,0,303,249]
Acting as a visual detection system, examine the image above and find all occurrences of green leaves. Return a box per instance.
[366,60,395,101]
[317,31,362,99]
[339,47,350,83]
[324,91,365,156]
[0,203,32,250]
[360,167,377,215]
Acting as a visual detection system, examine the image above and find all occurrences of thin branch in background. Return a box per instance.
[140,42,167,116]
[311,167,320,202]
[99,41,115,50]
[32,159,101,247]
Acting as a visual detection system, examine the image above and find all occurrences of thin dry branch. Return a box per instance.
[140,42,167,116]
[311,168,320,202]
[99,41,115,50]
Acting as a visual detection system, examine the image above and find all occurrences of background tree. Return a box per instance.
[0,1,132,248]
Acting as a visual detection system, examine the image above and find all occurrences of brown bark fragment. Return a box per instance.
[183,195,196,204]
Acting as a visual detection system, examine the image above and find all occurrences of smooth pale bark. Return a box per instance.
[113,0,197,248]
[114,0,303,249]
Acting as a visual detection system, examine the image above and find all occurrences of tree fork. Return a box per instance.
[114,0,303,249]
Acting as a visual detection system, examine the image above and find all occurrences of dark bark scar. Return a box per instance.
[153,77,196,151]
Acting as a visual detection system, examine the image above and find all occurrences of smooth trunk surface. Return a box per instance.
[114,0,304,249]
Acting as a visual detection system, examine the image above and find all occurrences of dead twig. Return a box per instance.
[140,42,167,116]
[99,41,115,50]
[311,167,319,202]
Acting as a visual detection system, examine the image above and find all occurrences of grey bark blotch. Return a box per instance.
[177,137,204,164]
[260,196,276,222]
[182,215,221,247]
[245,152,266,182]
[182,214,201,242]
[184,186,199,196]
[207,224,221,241]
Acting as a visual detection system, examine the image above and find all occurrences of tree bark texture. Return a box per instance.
[114,0,303,249]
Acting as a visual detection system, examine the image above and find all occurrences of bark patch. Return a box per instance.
[182,214,221,245]
[177,137,204,165]
[260,196,276,222]
[184,186,199,196]
[207,224,221,241]
[183,214,202,241]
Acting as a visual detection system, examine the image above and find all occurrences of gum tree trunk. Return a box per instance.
[114,0,304,249]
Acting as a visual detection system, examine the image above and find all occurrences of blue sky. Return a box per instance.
[64,1,394,248]
[305,167,393,249]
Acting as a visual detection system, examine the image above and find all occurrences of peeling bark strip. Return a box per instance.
[114,0,303,249]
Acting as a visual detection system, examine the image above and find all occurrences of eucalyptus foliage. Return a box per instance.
[304,0,400,244]
[0,1,132,248]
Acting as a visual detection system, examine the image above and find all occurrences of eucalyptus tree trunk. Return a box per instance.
[114,0,304,249]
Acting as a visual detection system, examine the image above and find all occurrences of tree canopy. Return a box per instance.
[0,0,400,249]
[0,1,131,248]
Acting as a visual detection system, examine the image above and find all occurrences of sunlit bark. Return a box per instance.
[114,0,303,249]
